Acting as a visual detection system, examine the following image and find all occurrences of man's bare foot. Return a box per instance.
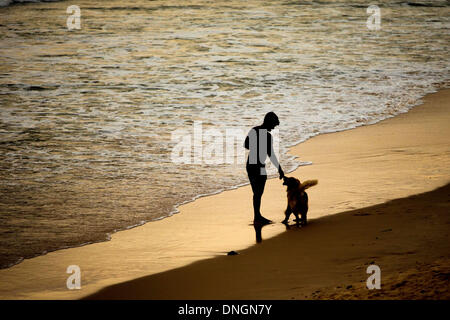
[253,216,272,225]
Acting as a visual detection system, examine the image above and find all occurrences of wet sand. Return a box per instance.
[0,89,449,299]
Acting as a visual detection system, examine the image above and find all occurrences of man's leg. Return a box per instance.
[253,189,263,219]
[251,174,269,223]
[247,165,270,224]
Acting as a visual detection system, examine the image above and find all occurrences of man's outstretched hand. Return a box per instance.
[278,167,284,180]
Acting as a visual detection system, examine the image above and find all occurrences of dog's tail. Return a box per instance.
[300,179,318,190]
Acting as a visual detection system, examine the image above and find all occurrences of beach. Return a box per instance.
[1,0,449,270]
[0,88,448,300]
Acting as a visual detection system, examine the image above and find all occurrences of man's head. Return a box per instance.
[262,112,279,131]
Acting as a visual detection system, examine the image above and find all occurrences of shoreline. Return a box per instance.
[0,88,448,299]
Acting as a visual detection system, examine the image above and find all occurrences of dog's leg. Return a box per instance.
[301,193,309,226]
[294,212,300,226]
[301,212,307,226]
[282,204,291,224]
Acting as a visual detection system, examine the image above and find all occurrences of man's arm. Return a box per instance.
[268,134,284,179]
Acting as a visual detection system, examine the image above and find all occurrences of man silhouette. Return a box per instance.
[244,112,284,225]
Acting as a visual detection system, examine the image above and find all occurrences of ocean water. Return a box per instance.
[0,0,448,268]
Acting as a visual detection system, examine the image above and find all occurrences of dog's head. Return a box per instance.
[282,176,300,190]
